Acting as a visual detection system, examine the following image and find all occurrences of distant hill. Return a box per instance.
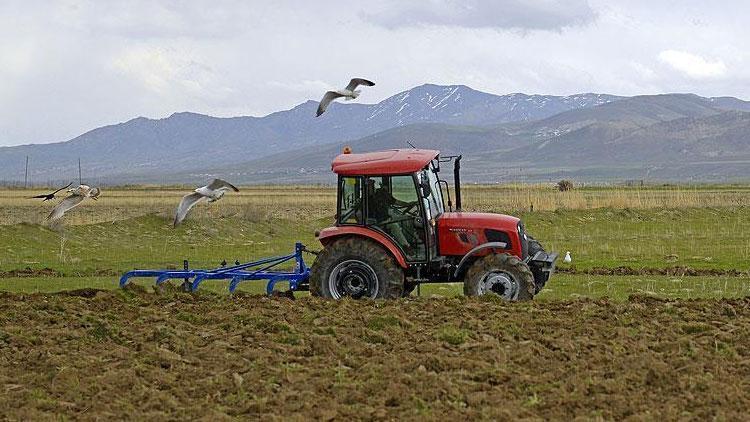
[1,84,749,184]
[0,84,620,184]
[185,94,750,184]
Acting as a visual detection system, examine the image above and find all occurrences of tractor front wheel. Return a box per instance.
[310,237,404,299]
[463,254,535,301]
[527,235,550,293]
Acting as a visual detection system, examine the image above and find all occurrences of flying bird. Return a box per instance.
[316,78,375,117]
[174,179,239,227]
[563,251,572,264]
[29,182,72,202]
[47,184,101,221]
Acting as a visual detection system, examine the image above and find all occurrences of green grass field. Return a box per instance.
[1,185,748,300]
[3,273,748,302]
[3,185,750,420]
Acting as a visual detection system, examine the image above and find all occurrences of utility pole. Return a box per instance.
[24,156,29,188]
[78,158,82,185]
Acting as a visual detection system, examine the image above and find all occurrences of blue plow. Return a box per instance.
[119,242,310,294]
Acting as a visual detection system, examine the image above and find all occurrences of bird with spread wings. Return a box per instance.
[30,182,72,202]
[316,78,375,117]
[47,184,101,221]
[174,179,240,226]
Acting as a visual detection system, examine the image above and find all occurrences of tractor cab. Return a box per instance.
[330,149,444,263]
[312,147,557,300]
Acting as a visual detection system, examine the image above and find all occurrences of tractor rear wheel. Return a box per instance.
[310,237,404,299]
[463,253,535,301]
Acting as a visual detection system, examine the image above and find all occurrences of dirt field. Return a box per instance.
[2,287,749,420]
[2,185,749,419]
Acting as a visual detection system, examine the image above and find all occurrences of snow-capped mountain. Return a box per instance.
[1,83,749,184]
[205,94,750,184]
[0,84,623,183]
[364,84,620,127]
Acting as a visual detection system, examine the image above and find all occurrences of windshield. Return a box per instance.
[421,164,444,219]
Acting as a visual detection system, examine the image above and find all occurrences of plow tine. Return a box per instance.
[119,273,133,288]
[156,274,172,286]
[229,276,242,293]
[229,258,290,294]
[191,274,208,292]
[266,277,281,295]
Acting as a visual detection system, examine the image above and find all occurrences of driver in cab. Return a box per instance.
[366,179,412,246]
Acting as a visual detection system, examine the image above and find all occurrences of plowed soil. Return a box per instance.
[1,288,749,420]
[0,267,61,278]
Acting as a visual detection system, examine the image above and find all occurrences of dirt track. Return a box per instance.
[1,288,749,420]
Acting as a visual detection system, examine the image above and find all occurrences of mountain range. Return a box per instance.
[1,84,749,184]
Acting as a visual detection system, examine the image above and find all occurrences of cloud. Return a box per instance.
[3,1,750,146]
[268,79,332,96]
[58,0,251,40]
[112,45,236,108]
[362,0,596,31]
[658,50,727,79]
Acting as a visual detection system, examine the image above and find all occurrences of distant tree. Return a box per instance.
[557,179,574,192]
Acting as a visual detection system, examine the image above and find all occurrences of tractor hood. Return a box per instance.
[437,212,524,258]
[438,212,520,231]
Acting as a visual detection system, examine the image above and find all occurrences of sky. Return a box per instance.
[1,0,749,146]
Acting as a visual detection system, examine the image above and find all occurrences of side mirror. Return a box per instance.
[419,173,432,198]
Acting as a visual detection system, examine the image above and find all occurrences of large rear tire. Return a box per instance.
[310,237,404,299]
[463,254,535,301]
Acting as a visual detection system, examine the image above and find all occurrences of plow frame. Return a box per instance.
[119,242,310,294]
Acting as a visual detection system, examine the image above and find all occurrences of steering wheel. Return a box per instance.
[391,201,419,216]
[378,201,420,228]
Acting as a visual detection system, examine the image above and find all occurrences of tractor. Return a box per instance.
[119,147,557,299]
[310,148,558,300]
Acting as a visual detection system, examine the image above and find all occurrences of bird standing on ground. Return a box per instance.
[316,78,375,117]
[564,251,572,263]
[47,184,101,221]
[174,179,239,227]
[29,182,72,202]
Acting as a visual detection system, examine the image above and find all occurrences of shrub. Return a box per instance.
[557,180,574,192]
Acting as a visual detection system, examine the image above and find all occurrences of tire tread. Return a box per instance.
[309,236,404,299]
[463,253,536,300]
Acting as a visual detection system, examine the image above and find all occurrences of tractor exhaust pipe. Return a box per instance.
[454,155,462,211]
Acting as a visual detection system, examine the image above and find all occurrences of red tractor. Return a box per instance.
[310,148,557,300]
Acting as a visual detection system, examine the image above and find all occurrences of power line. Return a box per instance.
[24,156,29,188]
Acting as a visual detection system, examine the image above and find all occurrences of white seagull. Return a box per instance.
[47,184,101,221]
[563,251,572,263]
[316,78,375,117]
[174,179,239,227]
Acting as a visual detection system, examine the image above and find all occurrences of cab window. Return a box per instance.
[338,176,362,224]
[365,175,426,261]
[419,167,444,220]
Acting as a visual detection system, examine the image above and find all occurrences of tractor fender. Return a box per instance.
[317,226,408,269]
[452,241,508,278]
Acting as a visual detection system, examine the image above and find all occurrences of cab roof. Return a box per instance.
[331,149,439,176]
